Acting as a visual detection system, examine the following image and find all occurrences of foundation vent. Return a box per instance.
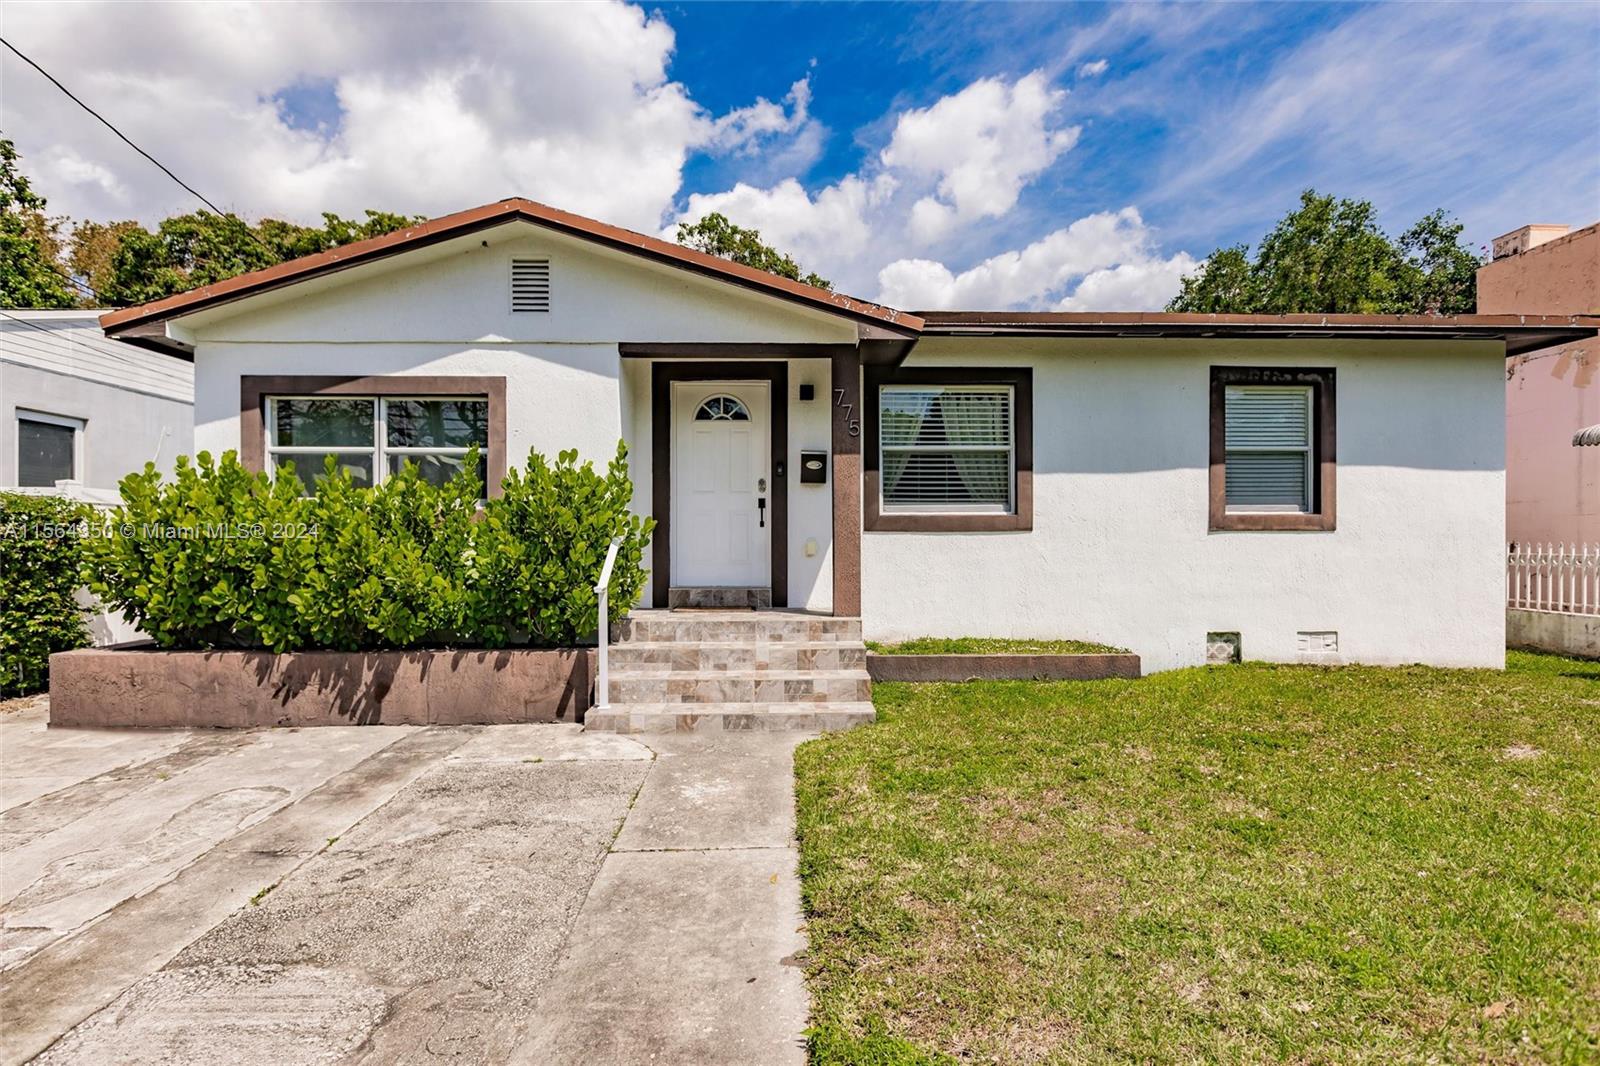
[511,258,551,312]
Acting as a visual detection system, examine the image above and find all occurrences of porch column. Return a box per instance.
[831,347,863,616]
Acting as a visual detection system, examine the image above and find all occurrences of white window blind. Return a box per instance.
[510,258,551,312]
[880,384,1013,513]
[1224,385,1312,512]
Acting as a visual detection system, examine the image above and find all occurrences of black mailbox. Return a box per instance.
[799,450,827,484]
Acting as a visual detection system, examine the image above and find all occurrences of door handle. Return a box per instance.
[757,497,766,528]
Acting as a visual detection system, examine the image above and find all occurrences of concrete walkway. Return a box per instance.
[1,704,813,1064]
[511,733,810,1065]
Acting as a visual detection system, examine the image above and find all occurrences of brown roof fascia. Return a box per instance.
[100,198,923,337]
[914,311,1600,357]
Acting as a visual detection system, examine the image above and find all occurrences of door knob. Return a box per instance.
[757,497,766,528]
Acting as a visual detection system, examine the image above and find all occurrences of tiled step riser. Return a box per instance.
[614,617,862,644]
[586,707,875,734]
[611,675,872,705]
[608,645,866,673]
[667,586,772,609]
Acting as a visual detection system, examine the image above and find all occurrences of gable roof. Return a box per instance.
[98,197,923,346]
[94,196,1598,360]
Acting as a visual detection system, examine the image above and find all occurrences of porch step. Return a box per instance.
[585,702,876,734]
[667,586,772,609]
[615,610,861,644]
[610,669,871,705]
[588,610,874,734]
[608,641,866,673]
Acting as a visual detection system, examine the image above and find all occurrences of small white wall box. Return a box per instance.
[800,450,827,484]
[1297,631,1340,659]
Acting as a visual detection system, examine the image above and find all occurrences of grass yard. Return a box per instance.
[794,652,1600,1065]
[867,637,1128,656]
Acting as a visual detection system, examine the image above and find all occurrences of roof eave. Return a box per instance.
[913,313,1599,357]
[99,198,923,340]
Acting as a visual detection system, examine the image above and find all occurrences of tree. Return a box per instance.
[67,219,142,301]
[0,139,77,309]
[84,208,423,306]
[675,212,830,289]
[1168,190,1481,315]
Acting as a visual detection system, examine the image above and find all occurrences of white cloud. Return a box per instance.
[876,207,1195,310]
[672,174,898,268]
[0,0,813,232]
[1055,254,1199,311]
[669,70,1111,296]
[5,3,1208,312]
[1077,59,1110,78]
[880,71,1080,243]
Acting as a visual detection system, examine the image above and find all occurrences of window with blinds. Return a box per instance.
[17,414,79,487]
[1223,385,1313,512]
[880,384,1013,513]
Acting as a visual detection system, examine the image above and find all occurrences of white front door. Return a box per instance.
[672,381,770,588]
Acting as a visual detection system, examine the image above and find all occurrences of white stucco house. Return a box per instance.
[95,198,1598,673]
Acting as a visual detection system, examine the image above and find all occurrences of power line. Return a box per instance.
[1,36,234,218]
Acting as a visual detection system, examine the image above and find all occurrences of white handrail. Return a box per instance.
[593,537,624,710]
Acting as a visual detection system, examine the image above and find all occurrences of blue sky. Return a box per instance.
[4,1,1597,309]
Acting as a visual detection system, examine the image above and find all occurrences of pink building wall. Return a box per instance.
[1478,223,1600,545]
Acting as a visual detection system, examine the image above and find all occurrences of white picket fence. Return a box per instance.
[1507,543,1600,615]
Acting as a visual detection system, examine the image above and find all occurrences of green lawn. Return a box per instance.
[867,637,1128,656]
[794,652,1600,1065]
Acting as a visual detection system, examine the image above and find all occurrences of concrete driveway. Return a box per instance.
[0,702,810,1065]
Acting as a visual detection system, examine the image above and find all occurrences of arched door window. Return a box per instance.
[694,395,751,421]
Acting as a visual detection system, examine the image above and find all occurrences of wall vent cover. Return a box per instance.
[511,258,551,312]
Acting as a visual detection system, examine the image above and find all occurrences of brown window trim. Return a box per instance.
[1209,365,1335,532]
[863,365,1032,532]
[240,375,508,496]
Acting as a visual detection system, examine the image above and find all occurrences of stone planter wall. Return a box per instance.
[865,652,1141,683]
[48,646,594,728]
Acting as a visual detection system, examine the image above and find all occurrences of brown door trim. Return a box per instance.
[651,361,788,608]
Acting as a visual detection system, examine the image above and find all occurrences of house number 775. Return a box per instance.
[833,388,860,437]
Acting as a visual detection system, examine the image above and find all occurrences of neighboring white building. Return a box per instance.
[3,309,194,645]
[95,199,1598,672]
[2,310,193,502]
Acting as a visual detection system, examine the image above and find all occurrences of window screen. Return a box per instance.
[1223,386,1312,512]
[18,417,76,487]
[880,385,1013,513]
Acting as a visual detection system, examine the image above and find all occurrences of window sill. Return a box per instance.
[1210,511,1336,532]
[865,511,1033,532]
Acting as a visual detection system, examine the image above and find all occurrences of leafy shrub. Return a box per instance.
[82,441,654,651]
[0,493,90,696]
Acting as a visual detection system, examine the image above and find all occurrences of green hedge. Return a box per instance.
[81,441,654,651]
[1,493,91,697]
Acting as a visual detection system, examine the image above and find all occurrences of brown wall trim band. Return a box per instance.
[831,347,863,616]
[239,375,508,495]
[651,361,789,609]
[862,365,1034,533]
[1208,365,1336,532]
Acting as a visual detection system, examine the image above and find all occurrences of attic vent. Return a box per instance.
[511,258,551,312]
